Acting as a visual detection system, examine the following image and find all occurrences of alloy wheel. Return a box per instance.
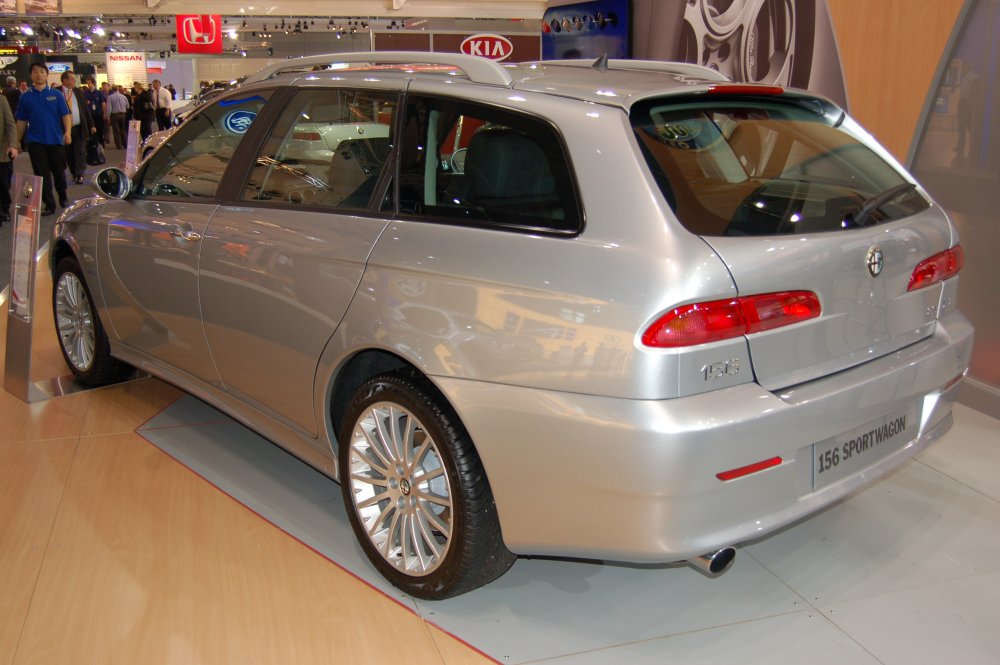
[347,401,453,576]
[54,271,96,372]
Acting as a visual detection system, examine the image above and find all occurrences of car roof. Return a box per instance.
[244,51,738,111]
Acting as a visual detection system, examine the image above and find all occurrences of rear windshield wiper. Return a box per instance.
[852,182,917,227]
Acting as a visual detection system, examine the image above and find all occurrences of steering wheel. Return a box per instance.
[449,148,468,174]
[152,182,191,198]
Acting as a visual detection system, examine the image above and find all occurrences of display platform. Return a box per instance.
[138,397,1000,664]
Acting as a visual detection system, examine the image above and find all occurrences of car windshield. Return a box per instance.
[630,98,930,236]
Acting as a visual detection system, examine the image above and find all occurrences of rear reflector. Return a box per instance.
[293,132,322,141]
[717,457,783,481]
[908,245,964,292]
[708,84,785,96]
[642,291,820,348]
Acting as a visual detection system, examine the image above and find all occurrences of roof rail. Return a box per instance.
[244,51,514,87]
[540,58,729,82]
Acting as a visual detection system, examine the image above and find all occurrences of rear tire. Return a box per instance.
[52,257,132,386]
[339,370,514,599]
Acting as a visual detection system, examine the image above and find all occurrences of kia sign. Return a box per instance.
[176,14,223,54]
[460,34,514,61]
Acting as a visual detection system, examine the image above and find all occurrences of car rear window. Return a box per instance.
[630,98,930,236]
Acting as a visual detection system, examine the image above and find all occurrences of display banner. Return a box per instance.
[106,52,147,87]
[0,0,16,15]
[176,15,223,54]
[8,175,41,323]
[125,120,141,173]
[24,0,59,14]
[0,49,19,80]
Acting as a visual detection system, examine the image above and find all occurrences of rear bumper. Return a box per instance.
[436,311,973,562]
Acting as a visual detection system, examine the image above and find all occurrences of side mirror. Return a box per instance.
[92,167,132,200]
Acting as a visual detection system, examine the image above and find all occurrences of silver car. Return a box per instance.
[50,52,973,599]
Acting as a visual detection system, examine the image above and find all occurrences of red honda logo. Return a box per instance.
[176,14,223,54]
[460,34,514,61]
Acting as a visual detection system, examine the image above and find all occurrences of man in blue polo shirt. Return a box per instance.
[15,62,71,216]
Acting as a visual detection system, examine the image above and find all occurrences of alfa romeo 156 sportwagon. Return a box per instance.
[50,52,972,599]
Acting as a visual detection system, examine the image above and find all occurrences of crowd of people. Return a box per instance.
[0,63,178,221]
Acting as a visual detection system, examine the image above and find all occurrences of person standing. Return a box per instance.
[83,78,107,149]
[15,62,71,216]
[151,79,172,131]
[3,76,20,116]
[58,71,95,184]
[100,81,112,144]
[107,84,129,149]
[0,94,18,224]
[133,81,155,141]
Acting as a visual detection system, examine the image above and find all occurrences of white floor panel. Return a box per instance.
[534,611,882,665]
[415,555,804,663]
[744,458,1000,606]
[821,570,1000,665]
[137,396,1000,664]
[918,404,1000,501]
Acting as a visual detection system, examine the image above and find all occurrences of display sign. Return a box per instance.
[176,14,223,54]
[460,34,514,61]
[8,175,41,323]
[0,0,15,15]
[542,0,630,60]
[106,52,147,87]
[125,120,141,173]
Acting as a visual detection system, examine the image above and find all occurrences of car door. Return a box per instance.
[198,87,398,434]
[101,91,273,384]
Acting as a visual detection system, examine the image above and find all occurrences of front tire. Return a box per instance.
[52,257,132,386]
[339,370,514,599]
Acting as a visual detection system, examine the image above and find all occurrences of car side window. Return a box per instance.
[397,96,581,233]
[136,92,272,199]
[243,89,397,210]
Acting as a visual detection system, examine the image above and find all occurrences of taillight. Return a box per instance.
[707,84,785,96]
[907,246,964,292]
[642,291,821,348]
[293,132,322,141]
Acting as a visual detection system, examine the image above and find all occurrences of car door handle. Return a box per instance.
[171,226,202,242]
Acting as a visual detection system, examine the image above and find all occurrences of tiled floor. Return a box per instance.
[2,259,999,664]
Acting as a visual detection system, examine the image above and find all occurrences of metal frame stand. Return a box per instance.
[4,173,47,403]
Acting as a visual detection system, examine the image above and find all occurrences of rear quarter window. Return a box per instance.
[397,95,581,234]
[631,98,930,236]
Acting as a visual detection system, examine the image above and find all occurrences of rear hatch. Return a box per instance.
[631,91,956,390]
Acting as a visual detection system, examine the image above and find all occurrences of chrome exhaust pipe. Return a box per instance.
[687,547,736,577]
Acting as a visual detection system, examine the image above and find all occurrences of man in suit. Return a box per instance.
[0,94,18,224]
[3,76,20,116]
[133,81,155,141]
[58,71,96,184]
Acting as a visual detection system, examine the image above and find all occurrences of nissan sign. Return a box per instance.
[460,34,514,61]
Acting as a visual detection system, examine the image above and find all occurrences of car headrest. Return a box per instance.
[464,128,555,200]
